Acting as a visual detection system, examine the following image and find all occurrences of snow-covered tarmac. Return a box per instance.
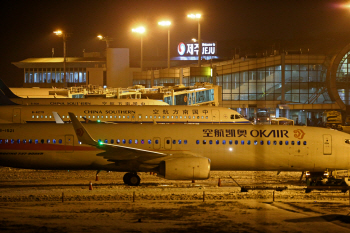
[1,168,350,232]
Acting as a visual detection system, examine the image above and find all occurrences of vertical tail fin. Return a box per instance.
[0,90,18,105]
[0,79,20,98]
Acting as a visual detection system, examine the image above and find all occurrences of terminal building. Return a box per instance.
[12,41,350,126]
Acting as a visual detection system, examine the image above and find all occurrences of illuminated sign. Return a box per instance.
[177,42,216,56]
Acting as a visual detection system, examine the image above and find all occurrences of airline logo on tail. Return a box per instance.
[76,128,84,137]
[293,129,305,139]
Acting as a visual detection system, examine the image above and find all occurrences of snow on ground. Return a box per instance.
[1,168,350,232]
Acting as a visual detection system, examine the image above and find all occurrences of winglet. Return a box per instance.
[68,112,97,146]
[52,111,65,124]
[0,79,20,99]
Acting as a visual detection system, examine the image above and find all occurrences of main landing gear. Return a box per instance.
[123,172,141,186]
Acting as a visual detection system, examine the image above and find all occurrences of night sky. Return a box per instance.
[2,0,350,87]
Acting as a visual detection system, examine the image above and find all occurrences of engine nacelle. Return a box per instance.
[159,157,211,180]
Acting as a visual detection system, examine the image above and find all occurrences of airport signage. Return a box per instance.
[177,42,217,56]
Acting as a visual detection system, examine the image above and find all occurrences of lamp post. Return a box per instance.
[187,13,201,67]
[132,27,146,71]
[158,21,171,69]
[53,30,68,87]
[97,35,113,48]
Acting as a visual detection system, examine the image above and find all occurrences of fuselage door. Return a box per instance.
[212,109,219,123]
[154,137,161,150]
[65,135,74,153]
[164,137,172,150]
[323,134,332,155]
[13,108,21,123]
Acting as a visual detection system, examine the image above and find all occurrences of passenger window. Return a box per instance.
[35,139,38,144]
[111,139,114,144]
[17,139,20,144]
[41,139,44,144]
[303,141,307,145]
[247,140,251,145]
[23,139,27,144]
[216,140,219,145]
[241,140,244,145]
[267,140,270,145]
[11,139,14,144]
[254,141,257,145]
[172,140,176,144]
[178,140,182,144]
[223,140,226,145]
[4,139,8,144]
[59,139,62,144]
[285,141,289,145]
[155,140,159,144]
[184,140,188,144]
[229,140,232,145]
[196,140,200,145]
[345,139,350,144]
[273,141,277,145]
[235,140,238,145]
[148,139,152,144]
[260,141,264,145]
[291,141,295,145]
[117,139,120,144]
[279,141,283,145]
[104,139,108,143]
[52,139,56,144]
[28,139,32,144]
[166,140,170,144]
[141,139,145,144]
[129,139,132,144]
[297,141,300,145]
[135,140,138,144]
[122,139,126,144]
[203,140,206,144]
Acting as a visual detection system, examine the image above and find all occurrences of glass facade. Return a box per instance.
[216,63,327,103]
[336,51,350,105]
[24,68,86,84]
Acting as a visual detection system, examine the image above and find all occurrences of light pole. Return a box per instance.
[97,35,113,48]
[132,27,146,71]
[187,13,201,67]
[158,21,171,69]
[53,30,68,87]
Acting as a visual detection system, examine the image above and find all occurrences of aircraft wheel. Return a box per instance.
[123,173,132,184]
[128,174,141,186]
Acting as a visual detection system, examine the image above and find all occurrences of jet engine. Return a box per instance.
[159,157,211,180]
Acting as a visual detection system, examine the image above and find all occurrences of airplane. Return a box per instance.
[0,91,251,124]
[0,112,349,186]
[0,78,168,106]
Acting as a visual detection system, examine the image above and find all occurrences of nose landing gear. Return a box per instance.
[123,172,141,186]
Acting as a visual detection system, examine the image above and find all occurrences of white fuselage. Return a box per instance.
[0,124,349,173]
[0,105,251,124]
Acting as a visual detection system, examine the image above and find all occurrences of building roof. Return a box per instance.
[12,57,106,69]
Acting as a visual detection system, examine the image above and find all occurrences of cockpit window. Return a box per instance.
[231,114,243,119]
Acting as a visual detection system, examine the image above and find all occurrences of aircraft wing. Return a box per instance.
[68,112,167,162]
